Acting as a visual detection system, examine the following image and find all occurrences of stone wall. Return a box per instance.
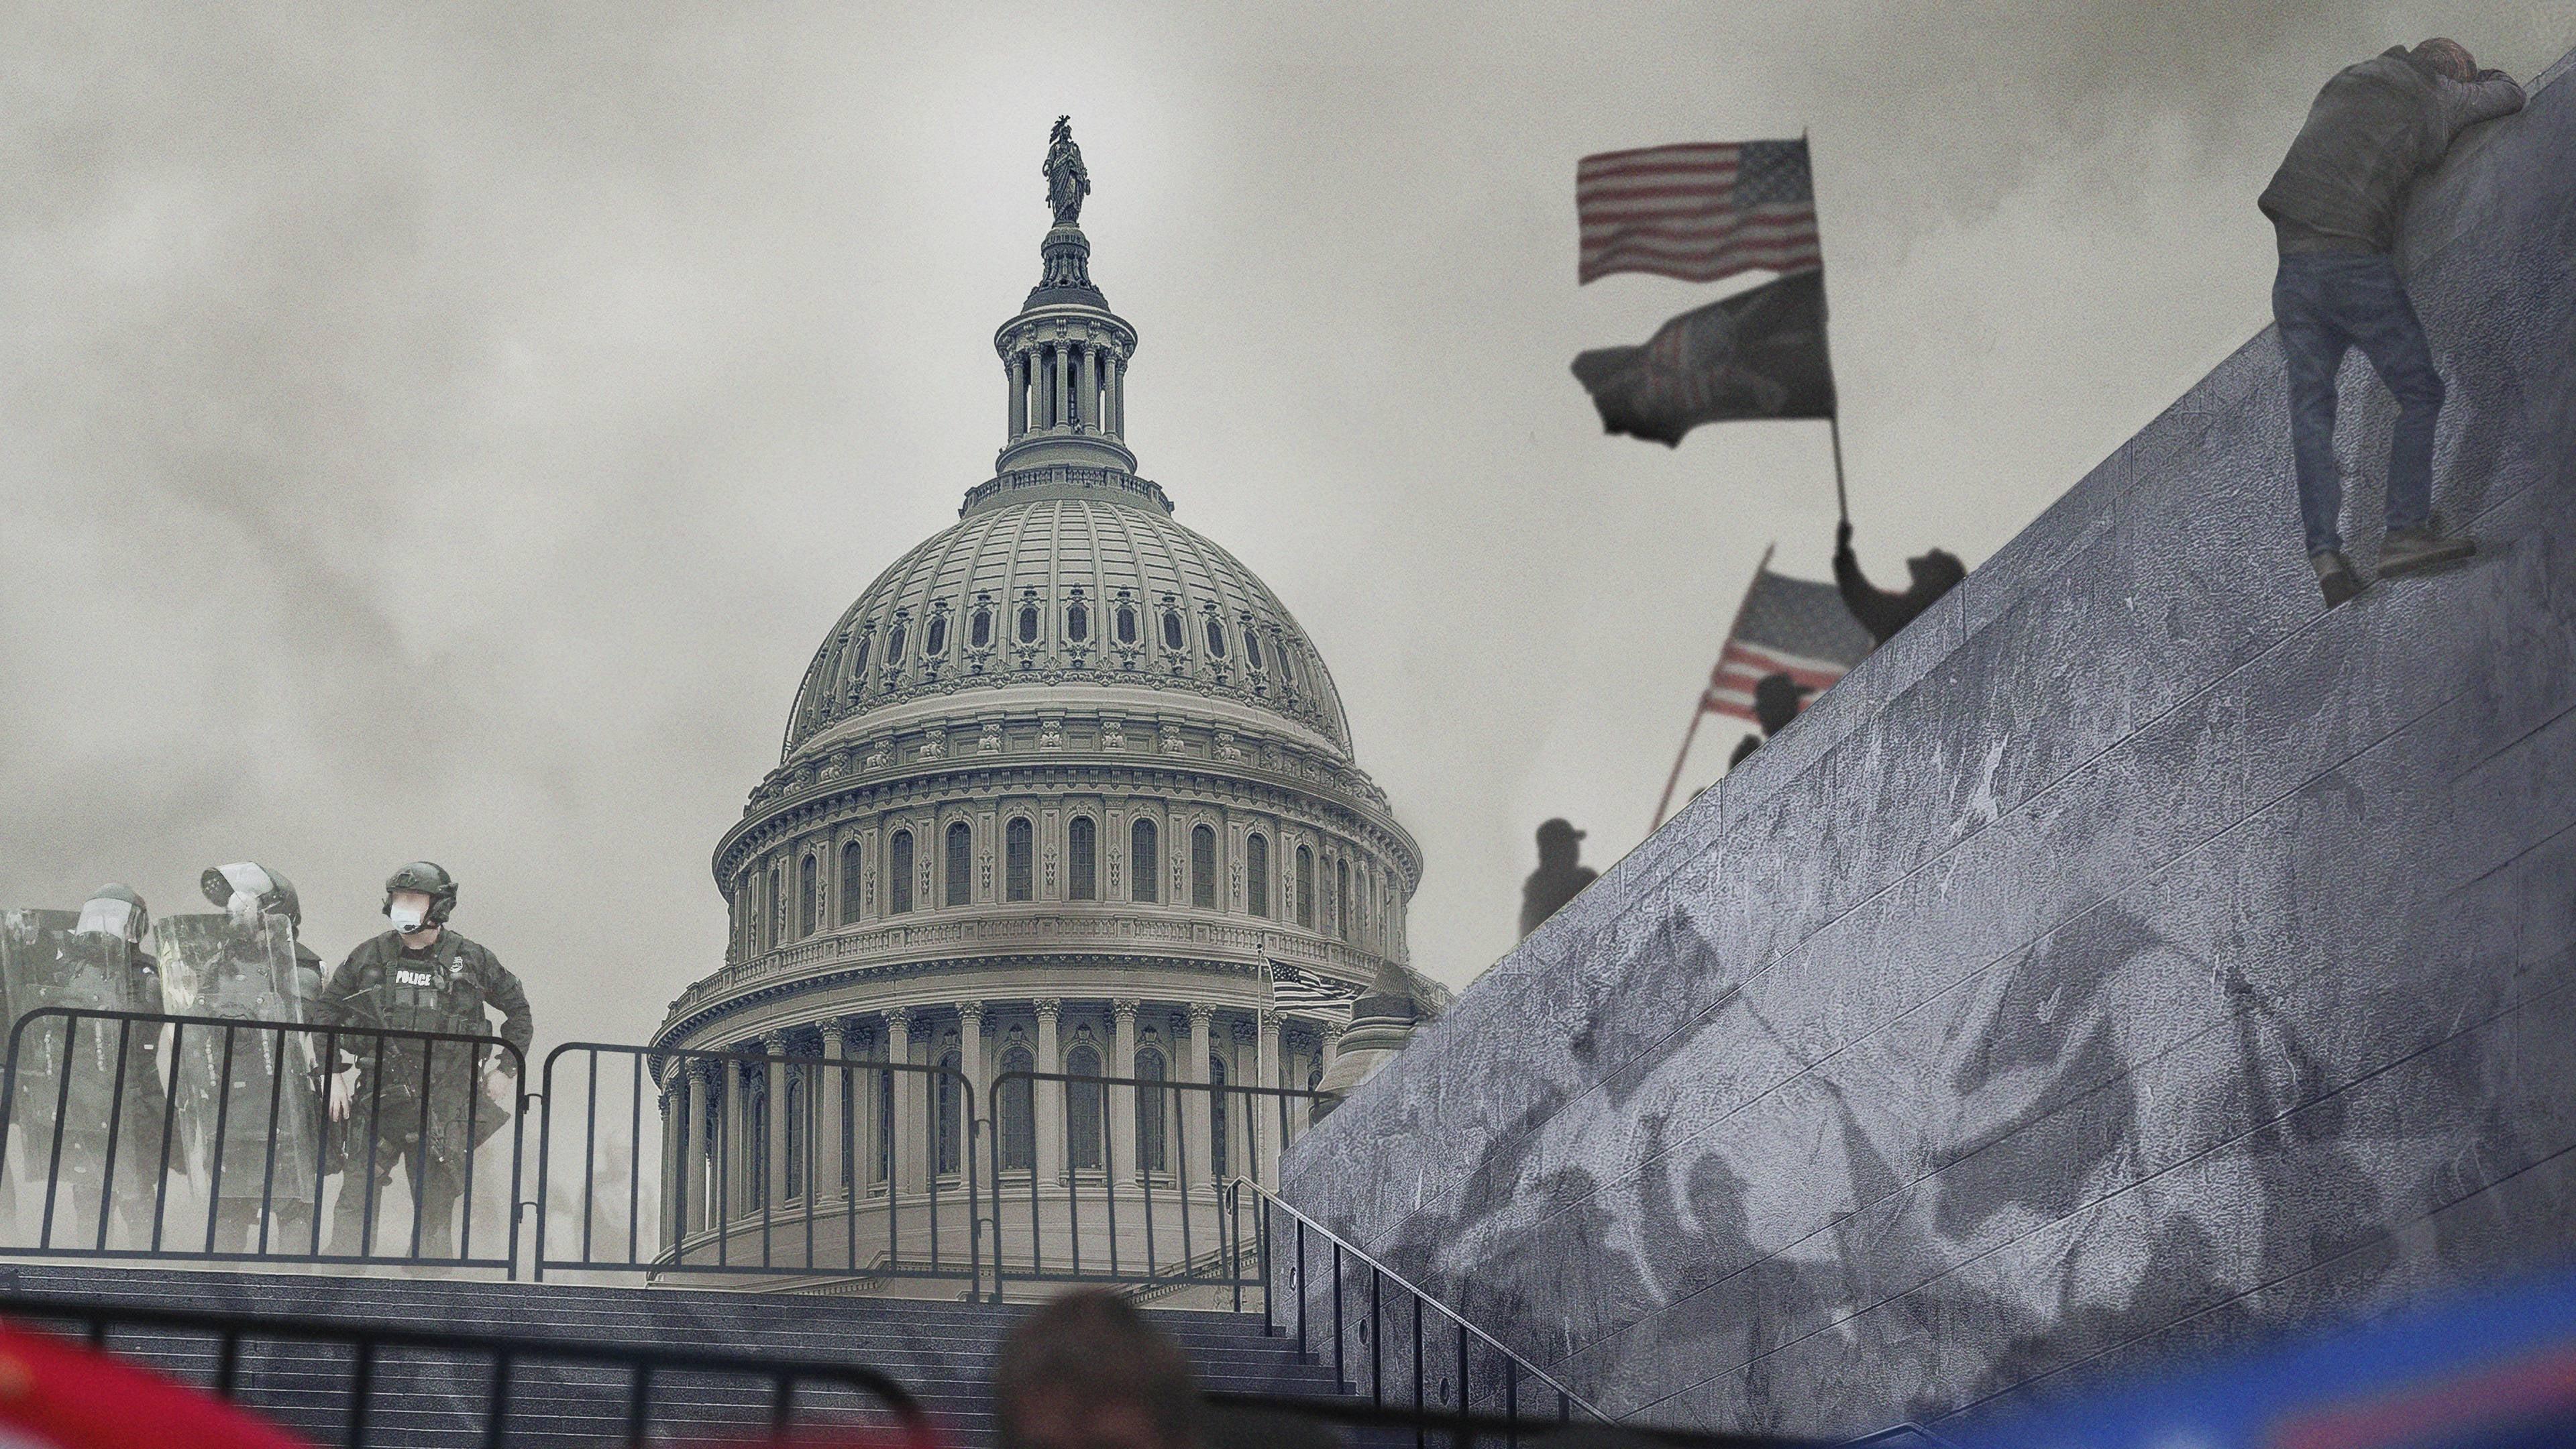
[1282,48,2576,1443]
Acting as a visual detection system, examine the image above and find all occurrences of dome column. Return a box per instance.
[1034,1000,1064,1182]
[1255,1010,1282,1187]
[1181,1004,1213,1193]
[1110,1000,1139,1182]
[682,1061,712,1240]
[855,1016,884,1194]
[722,1054,750,1224]
[763,1031,792,1210]
[957,1000,987,1167]
[1051,342,1070,433]
[890,1010,922,1196]
[1077,345,1098,434]
[819,1018,849,1205]
[657,1071,681,1251]
[1007,354,1028,437]
[1104,353,1122,438]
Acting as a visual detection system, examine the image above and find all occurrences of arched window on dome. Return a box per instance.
[745,1063,767,1211]
[1006,817,1033,902]
[1191,824,1218,909]
[1018,604,1040,645]
[1246,834,1271,918]
[1068,816,1097,901]
[970,606,992,649]
[996,1045,1035,1171]
[924,614,948,656]
[799,855,818,939]
[1134,1046,1168,1174]
[1208,1053,1230,1177]
[1066,601,1089,643]
[1130,817,1159,904]
[770,863,786,945]
[1161,608,1185,652]
[1066,1043,1104,1171]
[888,830,914,914]
[936,1049,963,1175]
[783,1063,806,1199]
[849,638,869,691]
[1295,846,1316,929]
[1203,618,1227,658]
[1336,858,1352,942]
[886,623,906,664]
[1384,867,1399,953]
[1244,629,1265,671]
[945,821,973,907]
[1116,605,1138,645]
[840,841,863,926]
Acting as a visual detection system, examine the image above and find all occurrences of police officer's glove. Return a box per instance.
[327,1067,358,1122]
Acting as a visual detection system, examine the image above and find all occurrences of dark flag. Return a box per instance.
[1570,267,1835,447]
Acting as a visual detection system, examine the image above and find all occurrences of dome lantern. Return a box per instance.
[994,118,1138,477]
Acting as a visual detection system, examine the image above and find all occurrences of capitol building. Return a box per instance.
[647,127,1435,1283]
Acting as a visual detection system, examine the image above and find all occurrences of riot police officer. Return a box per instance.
[182,863,329,1252]
[315,862,531,1258]
[61,885,168,1246]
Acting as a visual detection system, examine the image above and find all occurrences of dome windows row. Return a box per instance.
[824,589,1309,712]
[728,809,1403,963]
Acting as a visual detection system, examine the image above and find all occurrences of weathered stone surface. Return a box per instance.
[1284,48,2576,1444]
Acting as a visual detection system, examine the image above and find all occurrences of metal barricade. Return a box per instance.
[0,1008,525,1272]
[982,1068,1320,1302]
[0,1288,930,1448]
[533,1041,982,1290]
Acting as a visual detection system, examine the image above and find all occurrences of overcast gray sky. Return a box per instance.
[5,2,2567,1049]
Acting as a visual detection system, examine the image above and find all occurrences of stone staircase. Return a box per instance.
[0,1265,1348,1446]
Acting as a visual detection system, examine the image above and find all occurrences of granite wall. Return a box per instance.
[1281,48,2576,1444]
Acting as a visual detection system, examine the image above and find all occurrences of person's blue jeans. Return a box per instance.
[2272,251,2447,557]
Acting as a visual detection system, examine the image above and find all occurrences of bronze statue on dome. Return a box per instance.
[1045,115,1090,225]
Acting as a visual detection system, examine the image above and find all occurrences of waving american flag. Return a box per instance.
[1577,137,1821,285]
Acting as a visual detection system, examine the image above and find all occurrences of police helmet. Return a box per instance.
[201,862,303,928]
[75,884,150,947]
[382,861,459,926]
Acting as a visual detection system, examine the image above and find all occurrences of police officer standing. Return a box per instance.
[316,862,531,1258]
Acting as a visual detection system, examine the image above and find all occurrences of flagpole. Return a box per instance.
[1804,128,1851,527]
[1652,541,1776,833]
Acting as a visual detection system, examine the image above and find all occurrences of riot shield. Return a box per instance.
[155,913,321,1241]
[0,910,161,1244]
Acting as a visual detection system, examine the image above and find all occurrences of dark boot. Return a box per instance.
[2379,526,2475,578]
[2311,551,2363,608]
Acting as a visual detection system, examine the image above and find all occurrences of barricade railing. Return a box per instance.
[0,1287,930,1448]
[534,1041,982,1290]
[1238,1177,1603,1442]
[0,1008,525,1273]
[981,1069,1322,1303]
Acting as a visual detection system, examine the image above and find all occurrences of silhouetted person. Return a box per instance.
[1834,520,1964,646]
[1727,672,1813,769]
[2262,38,2523,606]
[1519,818,1597,940]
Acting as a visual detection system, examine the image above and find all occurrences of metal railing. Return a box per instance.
[0,1287,929,1447]
[0,1008,525,1271]
[983,1068,1322,1303]
[1237,1177,1605,1442]
[533,1042,982,1287]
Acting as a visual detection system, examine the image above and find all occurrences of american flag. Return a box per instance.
[1269,962,1359,1013]
[1702,555,1874,724]
[1577,138,1822,286]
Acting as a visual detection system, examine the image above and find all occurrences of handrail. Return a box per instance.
[1236,1175,1608,1422]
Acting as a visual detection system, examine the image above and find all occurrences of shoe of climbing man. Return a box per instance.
[2310,550,2364,608]
[2378,526,2477,578]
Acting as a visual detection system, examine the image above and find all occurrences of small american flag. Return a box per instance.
[1269,962,1359,1013]
[1577,138,1821,286]
[1703,558,1874,723]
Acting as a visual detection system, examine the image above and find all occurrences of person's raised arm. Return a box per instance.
[2447,69,2527,138]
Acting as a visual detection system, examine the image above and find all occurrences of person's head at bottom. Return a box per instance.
[995,1291,1203,1449]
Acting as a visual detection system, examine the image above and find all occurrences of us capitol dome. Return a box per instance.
[649,125,1432,1264]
